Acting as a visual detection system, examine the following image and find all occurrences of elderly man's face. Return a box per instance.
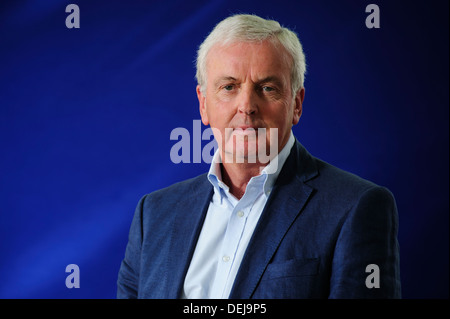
[198,40,304,163]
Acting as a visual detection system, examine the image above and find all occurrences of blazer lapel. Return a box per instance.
[165,175,213,298]
[229,141,319,299]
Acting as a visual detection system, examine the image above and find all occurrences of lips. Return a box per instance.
[232,126,258,135]
[234,125,257,130]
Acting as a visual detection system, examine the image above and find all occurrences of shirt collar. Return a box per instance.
[261,131,295,196]
[207,131,295,202]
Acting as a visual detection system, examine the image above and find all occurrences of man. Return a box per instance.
[117,14,401,299]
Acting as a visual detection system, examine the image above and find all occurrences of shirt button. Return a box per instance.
[237,210,244,218]
[222,255,230,262]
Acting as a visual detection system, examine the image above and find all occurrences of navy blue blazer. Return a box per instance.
[117,140,401,298]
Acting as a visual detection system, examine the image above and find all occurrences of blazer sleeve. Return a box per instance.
[329,186,401,298]
[116,195,146,299]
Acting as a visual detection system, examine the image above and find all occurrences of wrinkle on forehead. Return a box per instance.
[206,40,292,91]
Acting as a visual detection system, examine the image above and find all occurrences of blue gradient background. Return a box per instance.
[0,0,448,298]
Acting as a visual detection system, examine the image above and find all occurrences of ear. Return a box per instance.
[292,87,305,125]
[197,85,209,126]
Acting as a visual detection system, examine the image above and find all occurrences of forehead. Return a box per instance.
[206,40,292,82]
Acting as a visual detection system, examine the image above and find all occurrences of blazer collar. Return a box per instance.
[229,139,319,298]
[166,175,213,298]
[166,139,319,299]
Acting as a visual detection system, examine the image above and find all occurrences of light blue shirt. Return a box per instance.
[182,132,295,299]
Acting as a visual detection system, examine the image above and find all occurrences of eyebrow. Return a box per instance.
[214,76,237,87]
[213,76,284,87]
[256,76,284,87]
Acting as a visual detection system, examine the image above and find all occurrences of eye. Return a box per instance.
[262,86,275,92]
[223,85,234,91]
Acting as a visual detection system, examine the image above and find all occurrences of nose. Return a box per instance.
[237,86,258,115]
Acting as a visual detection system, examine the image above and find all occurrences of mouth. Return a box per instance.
[236,125,257,130]
[232,126,259,135]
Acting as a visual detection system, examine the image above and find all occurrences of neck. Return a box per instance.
[217,133,292,199]
[220,160,266,200]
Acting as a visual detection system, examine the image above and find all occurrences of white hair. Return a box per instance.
[195,14,306,96]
